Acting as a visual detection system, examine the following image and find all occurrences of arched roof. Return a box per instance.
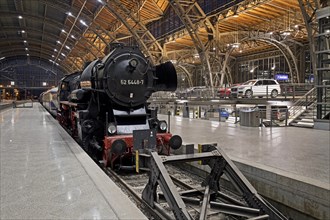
[0,0,315,81]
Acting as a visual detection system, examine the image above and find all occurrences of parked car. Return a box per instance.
[231,79,281,98]
[218,84,240,98]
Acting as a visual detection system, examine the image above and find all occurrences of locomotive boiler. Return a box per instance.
[57,43,182,169]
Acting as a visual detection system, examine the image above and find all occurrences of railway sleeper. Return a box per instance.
[136,142,288,220]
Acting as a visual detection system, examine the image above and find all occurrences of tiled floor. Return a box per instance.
[159,115,330,185]
[0,104,147,219]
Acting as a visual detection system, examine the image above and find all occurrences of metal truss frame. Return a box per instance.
[104,0,163,65]
[169,0,215,91]
[139,144,288,220]
[298,0,320,79]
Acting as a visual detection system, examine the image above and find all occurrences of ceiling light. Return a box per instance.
[294,25,299,28]
[23,40,27,43]
[232,43,240,48]
[58,58,61,61]
[54,49,58,52]
[65,45,70,50]
[233,14,239,18]
[326,30,330,33]
[66,12,73,17]
[21,30,25,33]
[61,29,66,33]
[25,48,28,50]
[26,54,30,56]
[80,20,87,26]
[18,15,23,19]
[61,53,66,57]
[239,50,242,53]
[0,57,5,60]
[269,32,273,35]
[71,35,75,39]
[52,55,55,57]
[271,65,276,70]
[56,40,61,44]
[49,59,53,62]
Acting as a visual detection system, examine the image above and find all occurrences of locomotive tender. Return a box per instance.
[57,43,182,169]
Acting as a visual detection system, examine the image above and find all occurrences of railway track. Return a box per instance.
[103,164,242,219]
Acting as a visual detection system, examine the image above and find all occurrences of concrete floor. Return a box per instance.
[0,104,147,220]
[159,115,330,185]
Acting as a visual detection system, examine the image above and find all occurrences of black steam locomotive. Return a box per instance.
[57,43,182,169]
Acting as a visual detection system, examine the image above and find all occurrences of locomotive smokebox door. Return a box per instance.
[133,129,157,151]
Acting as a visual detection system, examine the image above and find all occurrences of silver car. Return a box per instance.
[231,79,281,98]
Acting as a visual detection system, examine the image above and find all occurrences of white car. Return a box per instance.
[231,79,281,98]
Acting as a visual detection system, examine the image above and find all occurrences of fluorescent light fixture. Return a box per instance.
[66,12,73,17]
[54,49,58,52]
[61,53,66,57]
[23,40,27,43]
[52,55,55,57]
[71,35,75,39]
[326,30,330,33]
[18,15,23,19]
[26,54,30,56]
[271,65,276,70]
[0,57,5,60]
[65,45,70,50]
[56,40,61,44]
[61,29,66,33]
[11,81,15,86]
[42,82,47,86]
[269,32,273,35]
[58,58,61,61]
[25,48,28,50]
[56,63,59,66]
[21,30,25,33]
[294,25,299,28]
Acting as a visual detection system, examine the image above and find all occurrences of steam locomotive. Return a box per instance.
[56,43,182,169]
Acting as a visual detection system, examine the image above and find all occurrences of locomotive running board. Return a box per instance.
[140,144,288,220]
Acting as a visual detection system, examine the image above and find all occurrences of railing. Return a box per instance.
[287,87,317,123]
[151,83,315,101]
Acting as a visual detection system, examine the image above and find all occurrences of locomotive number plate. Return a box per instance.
[120,80,144,85]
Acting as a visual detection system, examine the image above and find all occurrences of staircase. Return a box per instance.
[288,87,317,128]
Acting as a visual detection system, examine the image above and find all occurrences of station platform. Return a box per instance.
[0,103,147,219]
[159,114,330,219]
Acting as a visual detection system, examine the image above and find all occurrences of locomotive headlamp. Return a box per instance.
[129,59,138,68]
[159,120,167,131]
[108,123,117,134]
